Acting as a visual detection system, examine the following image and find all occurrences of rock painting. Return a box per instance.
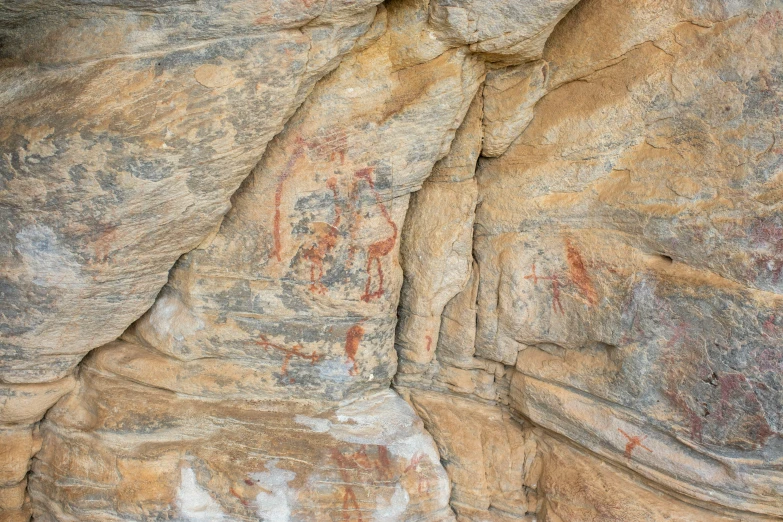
[256,334,319,383]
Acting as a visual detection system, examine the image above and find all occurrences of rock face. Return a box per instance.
[0,0,384,384]
[1,0,782,520]
[398,0,783,520]
[481,0,783,516]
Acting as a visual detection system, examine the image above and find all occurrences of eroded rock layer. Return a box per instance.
[1,0,781,520]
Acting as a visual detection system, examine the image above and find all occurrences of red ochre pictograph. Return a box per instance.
[524,240,599,314]
[618,428,652,459]
[302,176,342,294]
[404,452,430,493]
[255,334,319,383]
[524,263,565,314]
[271,137,398,302]
[331,445,392,521]
[344,324,364,376]
[565,238,598,305]
[353,167,398,302]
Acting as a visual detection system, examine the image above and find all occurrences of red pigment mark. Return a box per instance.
[338,483,361,521]
[229,487,250,507]
[661,322,705,442]
[549,275,565,314]
[524,263,541,284]
[565,238,598,305]
[758,10,783,31]
[91,224,118,264]
[667,389,704,443]
[377,445,391,470]
[307,128,348,164]
[354,167,398,302]
[714,372,774,446]
[753,254,783,284]
[524,264,564,314]
[244,478,255,486]
[344,178,360,270]
[331,445,392,521]
[272,141,307,262]
[716,373,744,423]
[660,317,777,448]
[344,324,364,376]
[762,315,780,338]
[273,131,351,265]
[757,347,783,373]
[618,429,652,459]
[404,452,429,493]
[302,177,342,294]
[424,335,432,352]
[404,452,424,473]
[256,334,319,382]
[748,216,783,283]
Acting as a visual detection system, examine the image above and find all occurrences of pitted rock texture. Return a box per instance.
[1,0,782,520]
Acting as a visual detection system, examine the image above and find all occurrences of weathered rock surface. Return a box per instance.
[2,2,384,517]
[0,0,382,384]
[0,377,75,520]
[396,89,481,369]
[33,360,450,522]
[475,0,783,515]
[2,0,782,520]
[397,0,783,520]
[28,0,489,518]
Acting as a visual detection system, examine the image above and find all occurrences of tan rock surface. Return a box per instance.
[0,0,382,384]
[396,0,782,520]
[473,0,783,514]
[404,390,534,520]
[536,433,774,522]
[28,0,494,518]
[396,90,481,369]
[0,377,74,520]
[2,0,782,519]
[481,61,549,158]
[32,357,451,521]
[1,3,384,518]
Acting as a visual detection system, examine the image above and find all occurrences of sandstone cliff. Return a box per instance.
[1,0,781,520]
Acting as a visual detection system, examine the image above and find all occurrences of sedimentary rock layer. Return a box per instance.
[1,0,781,520]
